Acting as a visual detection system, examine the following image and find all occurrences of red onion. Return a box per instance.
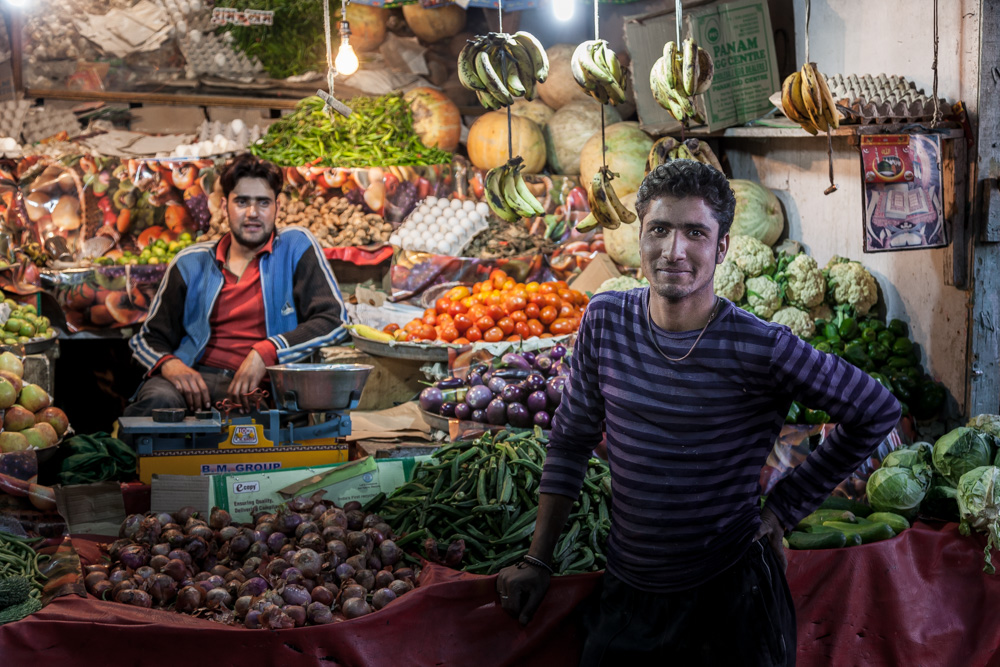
[151,543,171,558]
[388,580,412,596]
[241,557,262,575]
[393,567,415,580]
[311,586,334,606]
[371,588,396,610]
[135,516,162,544]
[135,566,156,580]
[115,589,152,608]
[247,542,268,559]
[292,548,323,578]
[185,536,209,560]
[326,540,348,562]
[354,569,375,592]
[341,598,372,619]
[160,559,187,582]
[379,540,402,567]
[229,528,253,554]
[118,544,149,570]
[184,516,206,532]
[266,558,291,579]
[206,588,232,610]
[374,570,395,590]
[173,506,199,524]
[339,584,365,601]
[209,507,232,530]
[91,580,113,600]
[319,509,348,530]
[295,521,319,540]
[363,527,385,548]
[244,610,261,629]
[334,563,355,584]
[343,501,362,513]
[149,574,177,604]
[281,567,304,585]
[85,564,110,577]
[307,601,334,624]
[362,514,383,529]
[149,555,169,572]
[234,595,253,618]
[187,524,214,542]
[167,549,191,565]
[311,503,327,519]
[366,554,382,571]
[283,604,307,627]
[298,532,324,552]
[281,584,311,607]
[111,581,135,599]
[119,514,143,539]
[345,554,367,573]
[345,510,365,531]
[275,510,303,535]
[267,532,287,553]
[287,495,313,512]
[345,531,370,555]
[372,523,394,539]
[108,568,129,585]
[194,572,212,582]
[238,577,269,598]
[224,569,246,583]
[218,525,240,542]
[209,564,231,578]
[255,522,275,538]
[155,512,174,526]
[261,605,295,629]
[85,571,108,591]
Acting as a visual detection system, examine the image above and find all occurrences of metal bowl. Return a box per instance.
[266,363,374,412]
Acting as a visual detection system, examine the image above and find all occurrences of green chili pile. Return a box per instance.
[0,532,48,624]
[251,94,454,167]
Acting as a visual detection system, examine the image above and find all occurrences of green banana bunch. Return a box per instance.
[650,38,715,123]
[646,137,724,174]
[570,39,628,105]
[458,31,549,109]
[485,157,546,222]
[578,167,637,233]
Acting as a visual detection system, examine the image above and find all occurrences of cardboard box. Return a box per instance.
[137,443,349,484]
[129,105,206,134]
[151,475,211,518]
[569,253,623,294]
[54,482,127,535]
[626,0,781,134]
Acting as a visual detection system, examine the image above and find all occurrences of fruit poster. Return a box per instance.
[861,134,948,252]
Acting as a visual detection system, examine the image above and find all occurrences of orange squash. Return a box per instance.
[467,112,546,174]
[348,5,390,52]
[401,3,465,43]
[404,87,461,152]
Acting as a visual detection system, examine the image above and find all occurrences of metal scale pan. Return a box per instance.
[266,363,374,413]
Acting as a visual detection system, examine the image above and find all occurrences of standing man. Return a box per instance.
[125,153,347,416]
[497,161,900,665]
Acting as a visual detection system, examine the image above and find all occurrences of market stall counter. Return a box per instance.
[1,522,997,667]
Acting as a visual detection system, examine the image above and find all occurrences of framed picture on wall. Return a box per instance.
[861,133,948,252]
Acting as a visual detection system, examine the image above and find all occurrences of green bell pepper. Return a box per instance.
[891,338,914,356]
[888,319,908,338]
[824,323,841,343]
[889,372,917,401]
[861,328,878,343]
[785,401,802,424]
[804,408,831,425]
[913,381,946,420]
[886,356,913,370]
[876,330,897,348]
[839,317,859,341]
[867,342,890,363]
[843,341,871,368]
[868,372,894,393]
[814,342,833,354]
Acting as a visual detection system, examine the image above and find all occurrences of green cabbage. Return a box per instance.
[957,466,1000,573]
[729,180,785,246]
[967,414,1000,438]
[932,427,996,486]
[866,466,929,519]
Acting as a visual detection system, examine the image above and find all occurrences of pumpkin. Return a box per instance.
[579,122,654,197]
[510,99,555,128]
[543,101,622,175]
[348,5,390,53]
[603,191,641,267]
[729,179,785,246]
[401,3,466,43]
[537,44,594,110]
[404,87,461,152]
[467,112,546,173]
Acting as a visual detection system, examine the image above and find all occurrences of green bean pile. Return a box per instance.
[370,428,612,576]
[0,532,48,598]
[251,94,454,167]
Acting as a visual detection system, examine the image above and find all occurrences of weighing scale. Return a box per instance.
[118,364,373,482]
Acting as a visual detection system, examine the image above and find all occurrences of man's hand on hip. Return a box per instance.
[228,349,267,412]
[754,505,788,572]
[160,358,211,411]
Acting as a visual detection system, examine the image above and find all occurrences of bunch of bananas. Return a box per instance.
[570,39,628,105]
[781,62,840,134]
[485,157,546,222]
[650,38,714,123]
[646,137,724,174]
[458,31,549,110]
[577,167,637,233]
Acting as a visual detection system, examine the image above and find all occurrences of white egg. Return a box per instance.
[445,232,459,243]
[436,240,452,255]
[389,234,401,246]
[462,200,475,211]
[214,53,227,67]
[410,212,423,224]
[419,204,430,214]
[460,218,474,231]
[447,216,460,229]
[432,231,444,241]
[434,200,447,212]
[425,196,438,206]
[401,238,414,251]
[476,202,490,216]
[468,211,482,224]
[448,199,461,210]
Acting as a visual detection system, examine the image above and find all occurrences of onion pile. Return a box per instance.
[419,347,569,429]
[87,493,418,628]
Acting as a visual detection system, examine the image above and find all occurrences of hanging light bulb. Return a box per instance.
[335,6,359,77]
[552,0,574,22]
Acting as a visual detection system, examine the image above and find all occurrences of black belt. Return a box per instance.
[193,364,235,378]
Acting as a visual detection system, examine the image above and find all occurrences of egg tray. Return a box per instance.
[179,31,264,80]
[826,73,950,125]
[391,197,492,257]
[196,119,265,147]
[20,108,82,145]
[0,101,33,144]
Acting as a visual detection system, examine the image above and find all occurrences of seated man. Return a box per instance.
[124,153,347,417]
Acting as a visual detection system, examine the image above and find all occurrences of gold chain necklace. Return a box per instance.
[645,295,721,362]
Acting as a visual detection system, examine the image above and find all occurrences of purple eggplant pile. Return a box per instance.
[419,346,569,429]
[86,493,419,628]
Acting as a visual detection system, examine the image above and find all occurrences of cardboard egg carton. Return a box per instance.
[179,30,264,80]
[20,107,82,144]
[825,73,949,125]
[196,119,264,147]
[0,101,33,143]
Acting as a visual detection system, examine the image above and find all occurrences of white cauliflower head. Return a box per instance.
[826,259,878,316]
[745,275,782,319]
[714,260,745,302]
[784,253,826,309]
[771,306,817,339]
[727,234,775,278]
[595,276,649,294]
[809,302,834,324]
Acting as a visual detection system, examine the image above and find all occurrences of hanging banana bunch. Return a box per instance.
[646,137,724,174]
[484,157,546,222]
[577,167,637,233]
[458,31,550,110]
[649,38,714,124]
[570,39,628,105]
[780,62,840,134]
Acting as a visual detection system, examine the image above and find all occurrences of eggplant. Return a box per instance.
[439,402,457,417]
[418,387,444,413]
[486,376,508,395]
[526,390,548,413]
[500,383,525,404]
[486,398,508,425]
[435,377,465,390]
[501,353,532,371]
[506,402,532,428]
[454,402,472,420]
[533,411,551,429]
[468,372,484,387]
[546,375,566,407]
[492,368,531,380]
[471,409,488,423]
[465,385,493,410]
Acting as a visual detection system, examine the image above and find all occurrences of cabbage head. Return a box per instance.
[957,466,1000,574]
[933,427,996,486]
[881,442,933,477]
[866,466,929,519]
[967,414,1000,439]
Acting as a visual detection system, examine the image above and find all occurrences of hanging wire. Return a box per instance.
[674,0,682,51]
[804,0,810,64]
[323,0,336,97]
[498,0,513,162]
[596,0,607,170]
[931,0,941,127]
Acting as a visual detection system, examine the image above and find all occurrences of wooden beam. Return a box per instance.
[943,138,970,288]
[968,0,1000,417]
[25,88,302,110]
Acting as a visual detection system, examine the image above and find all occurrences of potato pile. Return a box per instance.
[200,194,394,248]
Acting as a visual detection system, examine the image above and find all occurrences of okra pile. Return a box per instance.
[371,428,611,575]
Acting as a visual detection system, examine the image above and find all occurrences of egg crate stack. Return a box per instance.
[389,197,492,257]
[20,0,119,63]
[168,118,263,158]
[154,0,209,37]
[826,74,949,125]
[179,29,264,80]
[20,108,82,145]
[0,101,33,157]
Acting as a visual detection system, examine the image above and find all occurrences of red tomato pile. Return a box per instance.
[386,270,589,344]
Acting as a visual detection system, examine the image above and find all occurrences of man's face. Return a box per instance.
[639,195,729,302]
[226,177,277,251]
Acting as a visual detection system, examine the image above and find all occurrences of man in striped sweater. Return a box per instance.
[497,161,900,665]
[124,153,347,417]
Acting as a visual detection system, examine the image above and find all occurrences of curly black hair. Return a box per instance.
[220,152,284,199]
[634,160,736,237]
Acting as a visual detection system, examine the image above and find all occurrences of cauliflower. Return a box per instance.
[771,306,817,339]
[967,414,1000,438]
[826,259,878,316]
[783,254,825,308]
[714,260,745,302]
[727,234,775,278]
[809,302,834,324]
[595,275,648,294]
[745,275,782,319]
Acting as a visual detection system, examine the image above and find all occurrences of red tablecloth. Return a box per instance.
[2,522,998,666]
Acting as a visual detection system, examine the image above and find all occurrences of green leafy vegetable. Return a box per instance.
[932,427,997,486]
[957,466,1000,573]
[866,466,928,519]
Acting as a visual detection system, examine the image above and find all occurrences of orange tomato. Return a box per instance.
[510,310,527,323]
[497,317,515,335]
[539,305,558,325]
[549,318,575,336]
[483,326,505,343]
[436,313,453,325]
[558,288,575,303]
[502,278,516,291]
[393,329,408,342]
[465,326,482,342]
[486,292,503,307]
[471,282,483,294]
[404,319,424,334]
[460,296,477,309]
[467,304,487,320]
[475,316,495,331]
[559,303,575,318]
[515,321,531,338]
[525,281,540,293]
[554,280,569,290]
[539,283,557,294]
[504,294,527,313]
[453,337,470,345]
[540,333,553,339]
[489,269,508,283]
[572,290,588,307]
[439,326,459,343]
[424,308,436,319]
[419,323,437,340]
[491,274,508,290]
[527,319,544,337]
[406,333,421,342]
[422,313,437,326]
[506,334,522,342]
[454,314,473,332]
[447,286,471,301]
[435,297,451,314]
[448,300,468,317]
[382,323,400,334]
[525,302,540,319]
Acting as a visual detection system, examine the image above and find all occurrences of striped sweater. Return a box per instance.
[541,288,901,592]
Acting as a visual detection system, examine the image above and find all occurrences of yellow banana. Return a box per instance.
[694,47,715,94]
[799,64,828,132]
[647,136,679,172]
[457,38,487,92]
[513,31,548,82]
[662,41,678,91]
[811,64,840,129]
[475,49,512,106]
[681,38,699,96]
[600,168,636,224]
[788,72,819,134]
[348,324,394,343]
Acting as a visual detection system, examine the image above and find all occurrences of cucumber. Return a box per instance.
[822,521,895,544]
[845,532,863,546]
[819,496,873,517]
[787,530,848,550]
[797,509,857,530]
[867,512,910,534]
[802,524,842,534]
